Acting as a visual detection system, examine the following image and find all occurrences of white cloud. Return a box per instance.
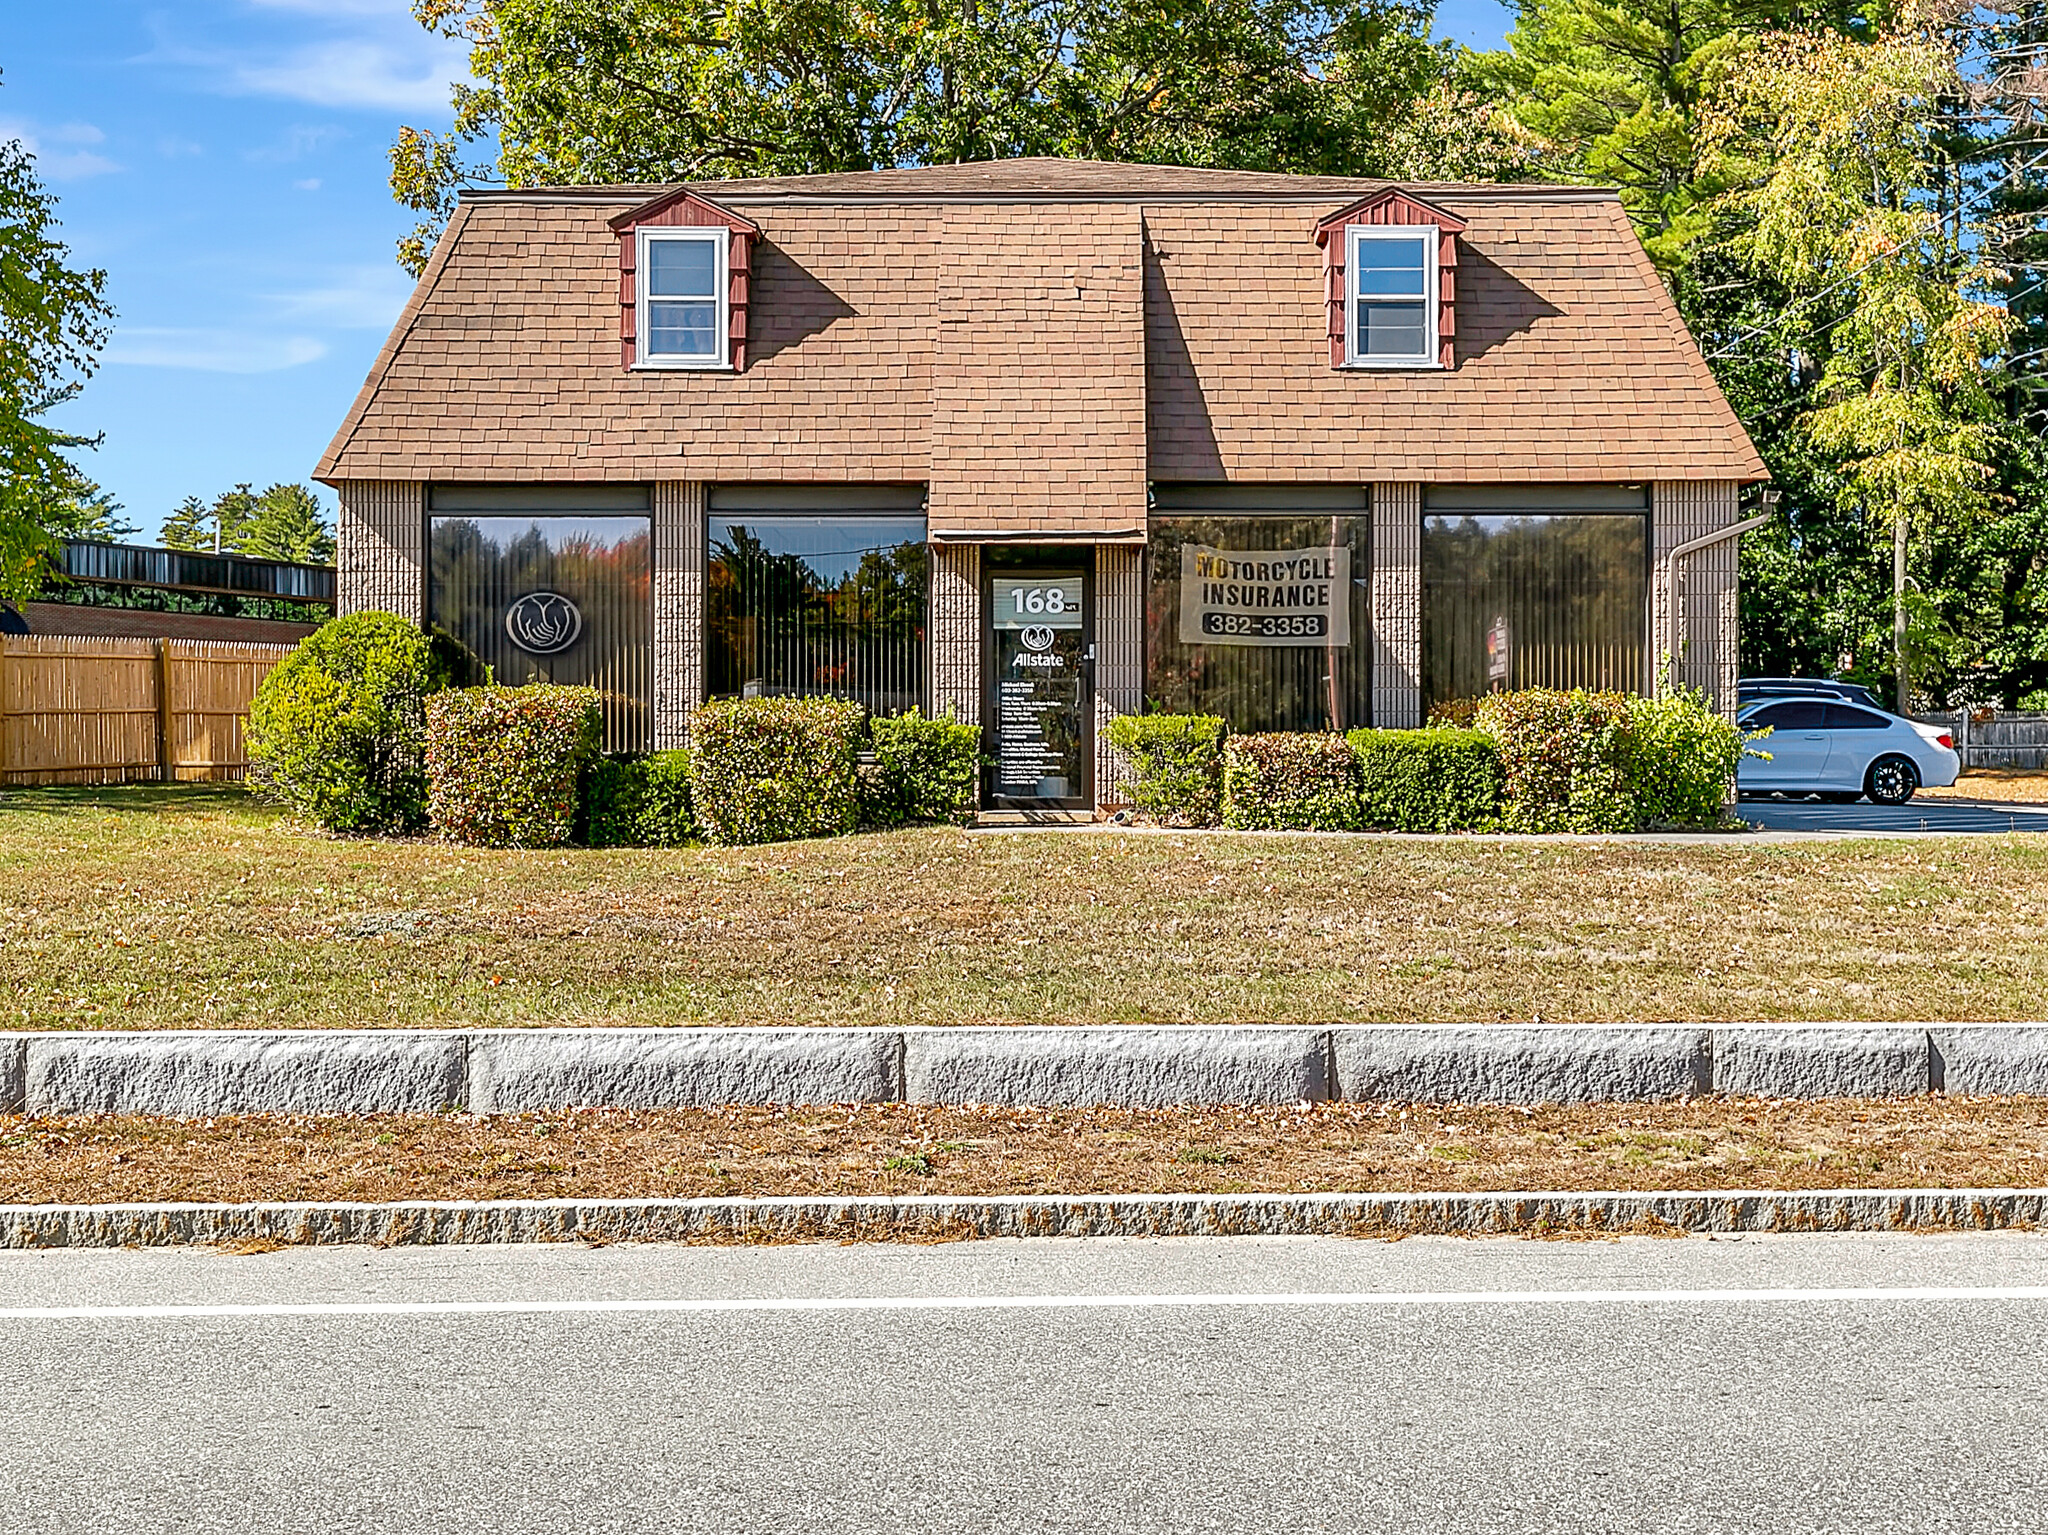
[262,266,415,329]
[230,39,464,112]
[0,117,121,181]
[293,177,322,191]
[107,328,328,374]
[245,124,346,164]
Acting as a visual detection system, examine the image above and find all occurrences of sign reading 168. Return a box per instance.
[1009,585,1069,616]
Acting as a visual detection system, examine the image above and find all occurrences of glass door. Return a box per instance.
[985,561,1092,810]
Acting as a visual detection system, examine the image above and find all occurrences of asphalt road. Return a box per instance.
[1741,795,2048,834]
[4,1233,2047,1534]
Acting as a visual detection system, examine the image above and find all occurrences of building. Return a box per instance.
[320,158,1765,812]
[4,540,332,645]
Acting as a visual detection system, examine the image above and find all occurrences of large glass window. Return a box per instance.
[1421,512,1647,708]
[1146,514,1371,732]
[707,514,927,714]
[427,514,652,751]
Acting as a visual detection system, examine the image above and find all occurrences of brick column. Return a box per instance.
[1370,482,1422,728]
[335,481,424,621]
[1651,480,1740,716]
[1093,542,1143,807]
[653,481,705,750]
[930,542,980,723]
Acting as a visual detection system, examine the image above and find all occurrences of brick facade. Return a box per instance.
[1369,483,1424,729]
[335,481,423,621]
[1652,479,1743,715]
[653,480,705,748]
[929,542,980,723]
[1093,543,1144,804]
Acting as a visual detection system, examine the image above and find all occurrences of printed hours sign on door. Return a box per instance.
[1177,545,1351,647]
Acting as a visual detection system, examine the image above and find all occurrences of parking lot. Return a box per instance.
[1742,795,2048,835]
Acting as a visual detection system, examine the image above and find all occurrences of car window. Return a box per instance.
[1746,701,1829,729]
[1823,704,1890,730]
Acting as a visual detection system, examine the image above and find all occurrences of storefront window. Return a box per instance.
[1421,511,1647,708]
[1145,514,1371,732]
[427,513,653,752]
[707,514,927,714]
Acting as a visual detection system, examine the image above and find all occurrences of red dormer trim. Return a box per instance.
[1314,189,1466,369]
[608,189,761,371]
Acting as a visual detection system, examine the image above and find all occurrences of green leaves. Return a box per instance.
[390,0,1511,271]
[0,92,115,600]
[161,482,337,564]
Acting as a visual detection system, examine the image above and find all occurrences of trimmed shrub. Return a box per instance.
[425,685,604,847]
[1426,696,1482,730]
[580,750,697,847]
[1474,688,1637,834]
[1621,688,1743,828]
[1105,713,1227,826]
[246,612,451,834]
[865,709,982,828]
[1348,727,1503,831]
[689,695,865,845]
[1222,733,1361,830]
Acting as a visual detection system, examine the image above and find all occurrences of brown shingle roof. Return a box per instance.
[319,159,1765,507]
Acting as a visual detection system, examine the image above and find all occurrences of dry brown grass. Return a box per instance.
[1917,769,2048,805]
[5,1098,2047,1205]
[5,784,2048,1029]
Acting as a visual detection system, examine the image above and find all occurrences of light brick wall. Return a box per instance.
[1094,543,1144,806]
[930,542,980,723]
[335,481,424,621]
[1651,480,1741,715]
[1370,482,1422,728]
[653,481,706,749]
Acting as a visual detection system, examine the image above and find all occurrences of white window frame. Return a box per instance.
[1344,225,1440,370]
[636,227,729,370]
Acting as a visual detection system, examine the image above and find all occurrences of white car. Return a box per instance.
[1737,697,1960,805]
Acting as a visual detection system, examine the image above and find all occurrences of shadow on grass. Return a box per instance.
[0,782,275,821]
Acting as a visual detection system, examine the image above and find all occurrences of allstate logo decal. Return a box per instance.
[505,591,583,655]
[1020,624,1057,653]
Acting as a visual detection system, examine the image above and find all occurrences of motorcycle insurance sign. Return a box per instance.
[1177,545,1350,647]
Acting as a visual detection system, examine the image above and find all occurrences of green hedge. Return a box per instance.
[1106,713,1226,826]
[1347,727,1503,832]
[1222,733,1360,830]
[581,750,697,847]
[864,709,982,828]
[689,695,864,845]
[1473,688,1636,834]
[246,612,451,835]
[1620,688,1744,828]
[1468,687,1739,833]
[425,685,604,847]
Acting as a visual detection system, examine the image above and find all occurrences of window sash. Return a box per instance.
[637,230,727,366]
[1346,227,1436,366]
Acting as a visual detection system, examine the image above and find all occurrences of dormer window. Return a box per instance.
[1315,190,1464,371]
[1346,226,1435,367]
[638,228,726,367]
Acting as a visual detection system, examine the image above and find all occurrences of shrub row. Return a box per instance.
[250,617,981,847]
[1117,687,1739,834]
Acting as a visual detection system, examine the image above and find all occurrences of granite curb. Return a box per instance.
[4,1024,2047,1117]
[0,1188,2041,1249]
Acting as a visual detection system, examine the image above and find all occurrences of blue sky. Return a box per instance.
[5,1,1513,544]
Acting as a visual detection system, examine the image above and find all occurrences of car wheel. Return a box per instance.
[1865,755,1918,806]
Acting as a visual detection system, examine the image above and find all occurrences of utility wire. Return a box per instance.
[1704,144,2048,362]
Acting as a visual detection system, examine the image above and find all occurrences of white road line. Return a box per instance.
[4,1286,2048,1321]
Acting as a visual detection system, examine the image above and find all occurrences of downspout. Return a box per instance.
[1661,511,1771,697]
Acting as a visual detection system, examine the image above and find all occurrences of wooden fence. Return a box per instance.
[1914,711,2048,771]
[0,636,294,786]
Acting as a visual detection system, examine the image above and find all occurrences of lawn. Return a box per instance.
[5,1098,2045,1204]
[3,783,2047,1029]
